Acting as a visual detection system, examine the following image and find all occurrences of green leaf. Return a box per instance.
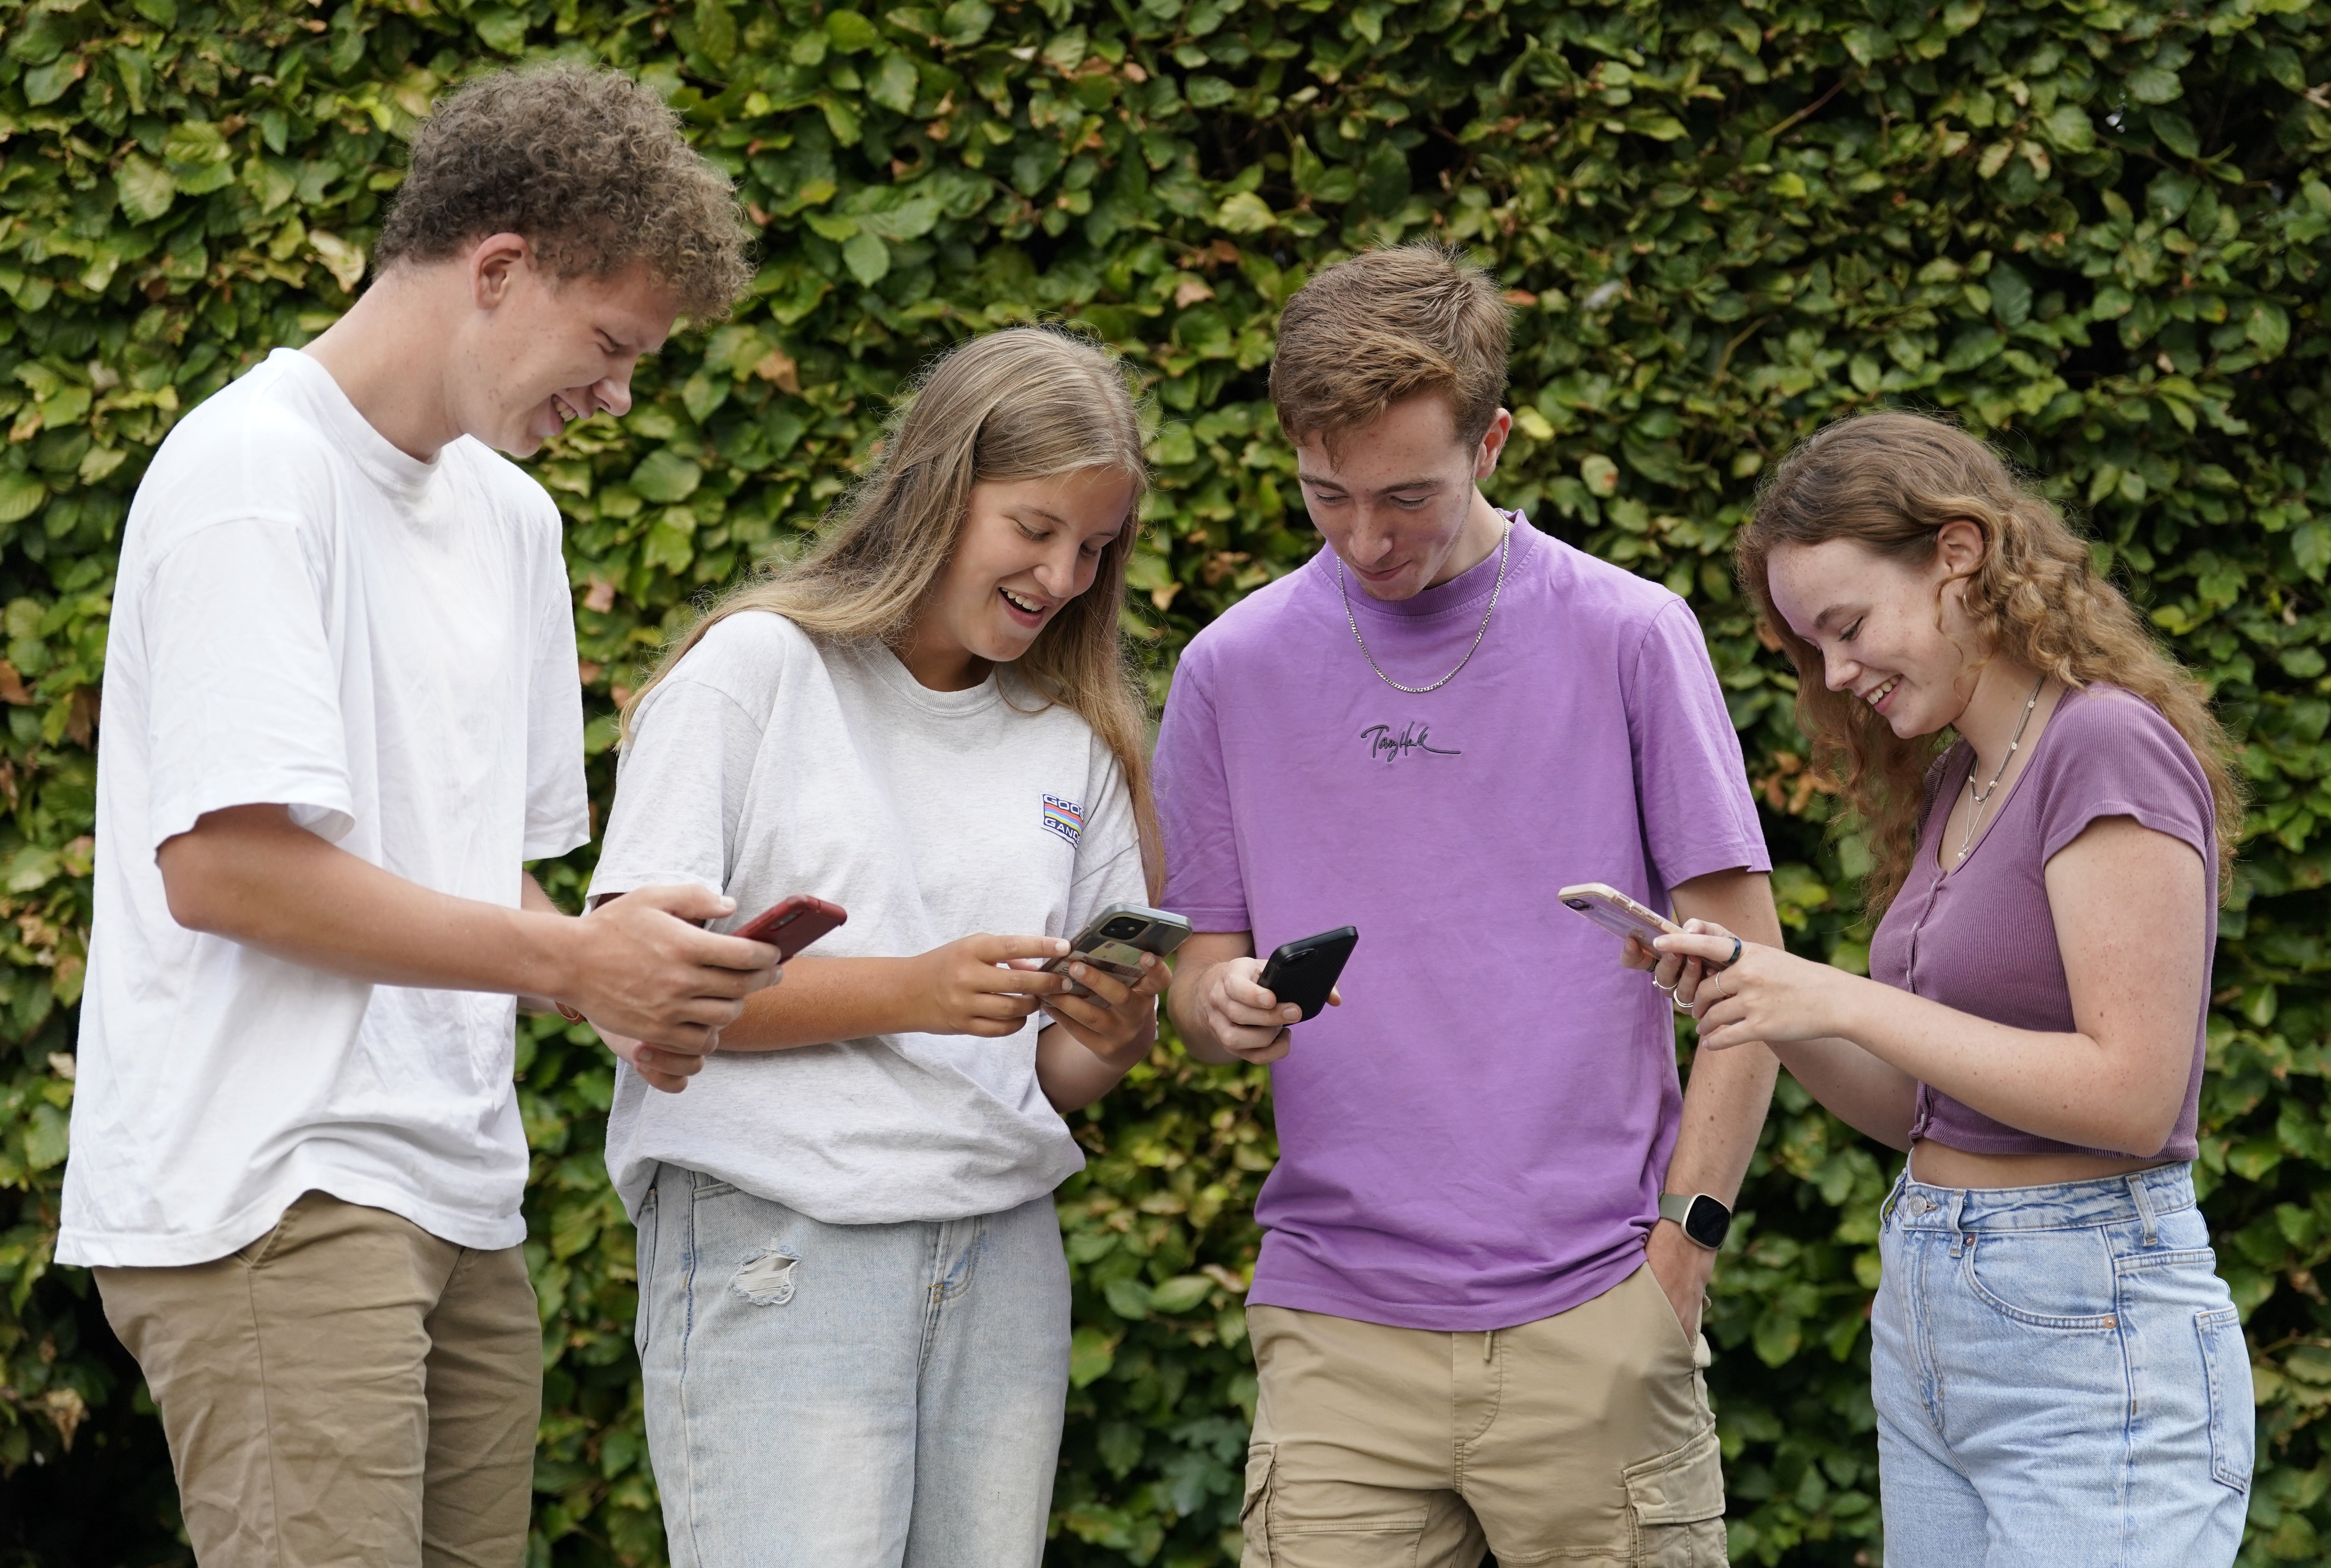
[1214,191,1276,234]
[2040,104,2094,153]
[1102,1276,1153,1319]
[826,11,882,52]
[115,154,175,224]
[25,1102,67,1172]
[1147,1275,1213,1313]
[473,4,529,53]
[23,58,81,108]
[1067,1326,1116,1387]
[630,449,704,504]
[869,51,919,113]
[2126,66,2180,104]
[841,231,891,285]
[2148,109,2199,159]
[940,0,992,43]
[2245,301,2291,361]
[0,474,47,526]
[692,0,738,66]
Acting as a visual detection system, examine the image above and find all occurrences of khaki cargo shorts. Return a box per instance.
[1242,1263,1726,1567]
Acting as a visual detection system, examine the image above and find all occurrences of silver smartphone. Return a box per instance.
[1042,903,1191,996]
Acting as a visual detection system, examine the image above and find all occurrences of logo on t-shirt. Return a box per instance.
[1042,794,1085,848]
[1359,722,1461,763]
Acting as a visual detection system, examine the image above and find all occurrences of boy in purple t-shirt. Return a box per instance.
[1156,243,1783,1566]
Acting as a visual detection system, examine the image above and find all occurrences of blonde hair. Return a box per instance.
[627,327,1162,893]
[1735,410,2241,917]
[1268,241,1511,452]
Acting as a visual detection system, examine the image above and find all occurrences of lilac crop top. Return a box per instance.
[1869,684,2216,1161]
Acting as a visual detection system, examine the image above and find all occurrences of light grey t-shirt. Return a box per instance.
[592,610,1147,1224]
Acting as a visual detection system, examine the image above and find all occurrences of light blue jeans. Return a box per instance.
[634,1165,1071,1568]
[1872,1161,2253,1568]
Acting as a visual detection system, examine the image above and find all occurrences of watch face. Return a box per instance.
[1683,1195,1732,1250]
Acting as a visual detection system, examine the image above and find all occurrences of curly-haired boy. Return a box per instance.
[62,66,776,1568]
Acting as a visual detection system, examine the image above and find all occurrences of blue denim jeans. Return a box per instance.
[1872,1161,2252,1568]
[634,1165,1071,1568]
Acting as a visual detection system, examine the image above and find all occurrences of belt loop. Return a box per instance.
[2126,1172,2160,1248]
[1944,1189,1969,1258]
[1879,1168,1907,1230]
[1483,1327,1497,1364]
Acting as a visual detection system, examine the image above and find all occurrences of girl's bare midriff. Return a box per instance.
[1910,1139,2176,1190]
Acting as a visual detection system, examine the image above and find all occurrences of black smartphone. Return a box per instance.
[1257,926,1357,1022]
[1041,903,1192,996]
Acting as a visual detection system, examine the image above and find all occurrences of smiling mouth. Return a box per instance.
[1864,675,1902,710]
[550,393,584,426]
[999,586,1049,621]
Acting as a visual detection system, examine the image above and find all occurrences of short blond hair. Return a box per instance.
[376,65,751,320]
[1268,242,1511,451]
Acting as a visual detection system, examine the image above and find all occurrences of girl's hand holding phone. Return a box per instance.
[908,932,1077,1037]
[1034,948,1171,1063]
[1654,919,1860,1050]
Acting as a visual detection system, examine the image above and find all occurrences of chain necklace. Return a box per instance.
[1336,521,1513,695]
[1956,674,2047,863]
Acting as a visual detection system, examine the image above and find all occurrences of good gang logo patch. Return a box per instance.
[1042,794,1085,848]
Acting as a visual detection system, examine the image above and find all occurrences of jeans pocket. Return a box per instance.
[1962,1230,2120,1329]
[633,1183,659,1357]
[1624,1423,1727,1566]
[1239,1443,1276,1568]
[2195,1306,2254,1493]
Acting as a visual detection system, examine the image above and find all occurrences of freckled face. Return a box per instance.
[1766,537,1981,738]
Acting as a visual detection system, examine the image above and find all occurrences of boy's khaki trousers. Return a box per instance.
[95,1190,540,1568]
[1242,1264,1728,1567]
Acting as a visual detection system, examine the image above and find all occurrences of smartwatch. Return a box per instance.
[1658,1192,1733,1251]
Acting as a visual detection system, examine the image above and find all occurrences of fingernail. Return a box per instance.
[1070,963,1086,977]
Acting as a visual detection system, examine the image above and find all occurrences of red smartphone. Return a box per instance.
[732,894,847,959]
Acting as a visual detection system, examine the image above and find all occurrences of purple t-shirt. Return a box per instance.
[1872,684,2216,1160]
[1154,517,1769,1331]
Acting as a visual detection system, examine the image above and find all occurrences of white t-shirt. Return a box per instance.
[57,348,589,1269]
[592,610,1147,1225]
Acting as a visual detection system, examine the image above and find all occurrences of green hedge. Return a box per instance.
[1,0,2329,1561]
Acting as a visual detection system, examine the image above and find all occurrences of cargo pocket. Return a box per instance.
[1239,1443,1275,1568]
[1624,1424,1728,1567]
[2196,1306,2255,1493]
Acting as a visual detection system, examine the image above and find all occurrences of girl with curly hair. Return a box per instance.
[1650,411,2252,1564]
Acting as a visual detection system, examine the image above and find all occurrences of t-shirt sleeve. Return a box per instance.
[1064,747,1149,933]
[589,661,767,903]
[523,533,590,861]
[1154,647,1249,932]
[143,516,355,852]
[2036,691,2214,866]
[1624,597,1771,894]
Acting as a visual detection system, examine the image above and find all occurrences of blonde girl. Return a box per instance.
[589,327,1164,1568]
[1651,411,2251,1566]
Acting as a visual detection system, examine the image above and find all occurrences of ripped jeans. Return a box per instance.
[634,1164,1070,1568]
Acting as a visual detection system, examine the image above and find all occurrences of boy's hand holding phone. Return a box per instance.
[562,883,783,1052]
[1191,956,1345,1064]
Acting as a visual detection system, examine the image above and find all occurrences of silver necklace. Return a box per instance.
[1336,521,1513,695]
[1956,674,2047,863]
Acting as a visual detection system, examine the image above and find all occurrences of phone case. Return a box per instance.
[1043,903,1192,995]
[734,895,848,960]
[1557,883,1678,949]
[1258,926,1358,1022]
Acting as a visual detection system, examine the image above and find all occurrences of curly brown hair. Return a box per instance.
[1735,410,2242,917]
[374,65,751,319]
[1268,241,1511,453]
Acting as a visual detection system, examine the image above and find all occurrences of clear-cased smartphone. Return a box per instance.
[732,894,849,960]
[1258,926,1358,1022]
[1043,903,1192,996]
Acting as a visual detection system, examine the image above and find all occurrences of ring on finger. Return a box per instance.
[1672,992,1694,1014]
[1652,977,1678,995]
